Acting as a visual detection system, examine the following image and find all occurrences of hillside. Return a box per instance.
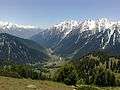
[0,76,73,90]
[0,33,49,65]
[1,76,120,90]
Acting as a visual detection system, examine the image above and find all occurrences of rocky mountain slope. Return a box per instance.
[0,33,49,65]
[31,18,120,59]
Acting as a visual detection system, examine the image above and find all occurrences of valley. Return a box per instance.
[0,19,120,90]
[31,19,120,59]
[0,0,119,89]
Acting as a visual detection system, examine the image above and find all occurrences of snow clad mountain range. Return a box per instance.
[0,18,120,60]
[31,18,120,59]
[0,21,41,38]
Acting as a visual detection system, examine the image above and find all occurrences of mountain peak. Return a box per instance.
[0,21,42,39]
[31,18,120,59]
[52,20,79,31]
[0,21,36,29]
[50,18,120,33]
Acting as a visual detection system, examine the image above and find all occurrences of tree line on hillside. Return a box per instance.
[54,52,120,86]
[0,65,48,80]
[1,52,120,87]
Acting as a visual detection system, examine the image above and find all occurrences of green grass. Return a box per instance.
[1,76,120,90]
[77,85,120,90]
[77,85,103,90]
[0,76,73,90]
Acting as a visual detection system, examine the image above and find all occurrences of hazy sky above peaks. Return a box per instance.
[0,0,120,28]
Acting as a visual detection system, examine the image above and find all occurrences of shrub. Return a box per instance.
[77,79,85,85]
[55,63,78,85]
[94,69,116,86]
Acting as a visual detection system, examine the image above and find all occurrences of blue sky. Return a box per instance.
[0,0,120,28]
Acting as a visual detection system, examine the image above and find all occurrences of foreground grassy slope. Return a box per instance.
[0,76,73,90]
[77,85,120,90]
[1,76,120,90]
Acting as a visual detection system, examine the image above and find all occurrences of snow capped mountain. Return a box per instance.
[0,21,35,29]
[53,20,79,30]
[31,18,120,59]
[46,18,119,37]
[0,21,42,38]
